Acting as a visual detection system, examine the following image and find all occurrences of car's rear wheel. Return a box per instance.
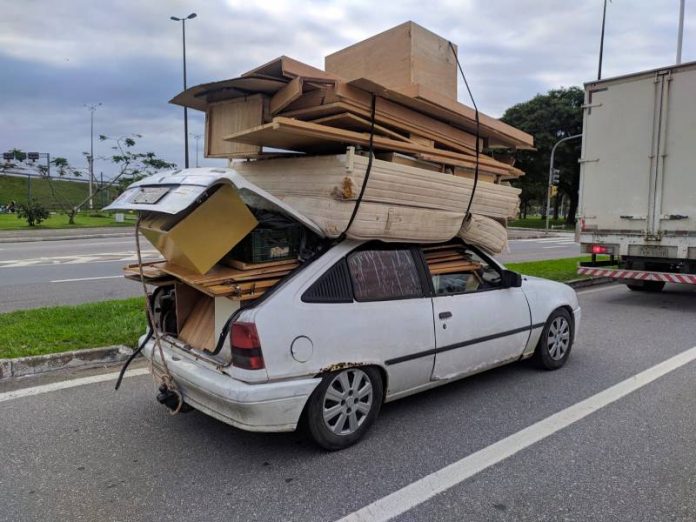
[533,308,573,370]
[626,281,665,292]
[306,367,383,450]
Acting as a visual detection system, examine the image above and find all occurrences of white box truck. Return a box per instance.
[577,61,696,291]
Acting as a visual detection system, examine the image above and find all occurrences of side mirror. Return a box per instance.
[501,269,522,288]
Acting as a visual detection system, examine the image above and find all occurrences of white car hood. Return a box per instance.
[104,167,324,237]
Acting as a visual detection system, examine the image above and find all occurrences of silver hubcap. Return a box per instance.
[546,316,571,360]
[322,368,373,436]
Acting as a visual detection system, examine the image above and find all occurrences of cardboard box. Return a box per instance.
[140,184,258,274]
[325,21,457,100]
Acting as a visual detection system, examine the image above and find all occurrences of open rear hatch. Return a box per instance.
[106,168,326,362]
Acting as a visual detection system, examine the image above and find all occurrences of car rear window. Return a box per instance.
[347,249,423,301]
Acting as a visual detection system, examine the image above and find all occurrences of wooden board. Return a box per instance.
[205,95,265,157]
[311,113,413,143]
[178,293,216,351]
[270,77,303,114]
[225,258,299,271]
[225,117,518,176]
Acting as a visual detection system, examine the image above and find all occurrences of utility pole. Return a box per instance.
[677,0,685,64]
[84,103,101,209]
[171,13,197,168]
[546,134,582,233]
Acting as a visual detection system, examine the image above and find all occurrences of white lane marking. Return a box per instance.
[541,245,575,249]
[0,251,158,268]
[512,237,575,243]
[337,346,696,522]
[0,368,150,403]
[50,275,125,283]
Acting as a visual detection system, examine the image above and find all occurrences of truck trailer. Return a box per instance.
[577,61,696,291]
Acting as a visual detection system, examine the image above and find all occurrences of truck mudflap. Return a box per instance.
[577,266,696,285]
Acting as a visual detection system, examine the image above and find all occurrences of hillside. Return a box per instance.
[0,174,114,210]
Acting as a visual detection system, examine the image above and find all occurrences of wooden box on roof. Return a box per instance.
[325,21,457,101]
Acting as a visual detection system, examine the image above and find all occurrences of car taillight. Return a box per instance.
[230,322,265,370]
[591,244,609,254]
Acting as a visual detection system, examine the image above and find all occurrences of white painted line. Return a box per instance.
[51,275,124,283]
[542,245,574,249]
[337,346,696,522]
[0,368,150,403]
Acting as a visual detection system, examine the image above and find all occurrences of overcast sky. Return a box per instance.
[1,0,693,177]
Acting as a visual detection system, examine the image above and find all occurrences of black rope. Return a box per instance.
[340,93,377,240]
[448,41,481,217]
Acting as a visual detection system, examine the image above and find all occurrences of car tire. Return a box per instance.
[533,308,574,370]
[626,281,665,292]
[305,366,383,450]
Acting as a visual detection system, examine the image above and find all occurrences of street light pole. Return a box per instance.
[190,133,201,167]
[84,102,101,209]
[546,133,582,233]
[677,0,685,65]
[171,13,197,169]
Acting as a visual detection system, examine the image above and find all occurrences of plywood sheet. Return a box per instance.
[206,95,265,157]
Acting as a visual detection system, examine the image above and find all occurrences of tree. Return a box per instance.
[16,200,49,226]
[99,135,177,190]
[500,87,584,224]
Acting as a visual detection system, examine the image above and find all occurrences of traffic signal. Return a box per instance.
[551,168,560,186]
[550,186,558,197]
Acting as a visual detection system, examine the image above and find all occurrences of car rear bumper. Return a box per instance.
[141,337,321,432]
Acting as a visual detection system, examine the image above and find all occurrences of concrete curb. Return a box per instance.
[0,345,135,381]
[567,277,615,289]
[0,231,133,243]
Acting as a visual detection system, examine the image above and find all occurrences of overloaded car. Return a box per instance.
[109,169,580,450]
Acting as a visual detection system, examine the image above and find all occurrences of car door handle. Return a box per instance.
[439,311,453,320]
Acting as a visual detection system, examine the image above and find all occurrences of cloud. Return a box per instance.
[0,0,693,178]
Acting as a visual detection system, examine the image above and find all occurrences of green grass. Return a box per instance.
[0,298,147,359]
[506,255,609,283]
[508,217,574,230]
[0,212,136,230]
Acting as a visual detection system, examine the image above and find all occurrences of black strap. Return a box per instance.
[340,94,377,239]
[448,41,481,217]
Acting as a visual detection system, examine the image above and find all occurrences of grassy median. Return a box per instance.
[0,298,146,359]
[506,255,608,283]
[0,213,135,230]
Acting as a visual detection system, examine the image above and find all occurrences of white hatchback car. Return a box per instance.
[136,237,580,450]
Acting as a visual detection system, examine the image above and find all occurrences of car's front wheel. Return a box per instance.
[305,366,383,450]
[533,308,574,370]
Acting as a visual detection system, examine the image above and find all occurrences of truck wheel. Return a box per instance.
[306,367,383,450]
[533,308,574,370]
[626,281,665,292]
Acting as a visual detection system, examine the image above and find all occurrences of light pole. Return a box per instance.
[546,134,582,233]
[84,102,101,209]
[171,12,197,169]
[677,0,685,64]
[190,133,201,167]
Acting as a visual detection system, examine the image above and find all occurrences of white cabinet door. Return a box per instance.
[431,287,531,380]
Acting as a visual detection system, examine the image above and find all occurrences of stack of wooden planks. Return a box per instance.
[123,258,298,301]
[166,22,530,254]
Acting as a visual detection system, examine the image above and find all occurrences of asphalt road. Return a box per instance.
[0,233,578,312]
[1,283,694,521]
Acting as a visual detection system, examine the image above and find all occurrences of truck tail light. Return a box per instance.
[590,244,616,255]
[230,322,265,370]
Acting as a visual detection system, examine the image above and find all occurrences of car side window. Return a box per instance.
[347,249,423,301]
[423,244,503,296]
